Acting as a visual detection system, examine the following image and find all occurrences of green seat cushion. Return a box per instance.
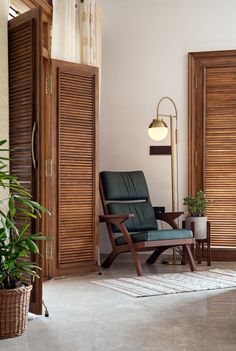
[100,171,149,200]
[115,229,193,245]
[107,201,157,233]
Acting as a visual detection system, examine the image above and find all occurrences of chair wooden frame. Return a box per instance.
[100,175,196,276]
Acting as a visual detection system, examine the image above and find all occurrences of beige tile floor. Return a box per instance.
[1,255,236,351]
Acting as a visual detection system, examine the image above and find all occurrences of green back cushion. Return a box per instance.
[100,171,149,200]
[107,201,157,233]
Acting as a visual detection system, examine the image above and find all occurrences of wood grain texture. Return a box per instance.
[188,50,236,250]
[21,0,52,15]
[8,5,52,311]
[51,60,99,277]
[8,8,44,314]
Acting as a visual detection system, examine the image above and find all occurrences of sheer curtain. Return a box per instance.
[78,0,101,66]
[51,0,78,62]
[51,0,101,67]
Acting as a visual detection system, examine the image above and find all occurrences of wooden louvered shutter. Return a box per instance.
[51,60,99,277]
[8,7,50,314]
[189,51,236,254]
[205,67,236,247]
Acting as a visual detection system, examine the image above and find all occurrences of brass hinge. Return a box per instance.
[45,241,52,260]
[195,74,198,89]
[194,151,198,167]
[45,159,52,177]
[45,75,52,95]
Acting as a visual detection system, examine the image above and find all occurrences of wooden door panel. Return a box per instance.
[189,51,236,251]
[51,60,99,277]
[205,66,236,248]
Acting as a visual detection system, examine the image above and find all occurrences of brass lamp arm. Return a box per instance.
[156,96,178,121]
[157,113,177,119]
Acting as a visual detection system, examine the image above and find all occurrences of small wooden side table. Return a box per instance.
[195,221,211,266]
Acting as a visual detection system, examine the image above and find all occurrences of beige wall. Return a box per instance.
[100,0,236,252]
[0,0,9,144]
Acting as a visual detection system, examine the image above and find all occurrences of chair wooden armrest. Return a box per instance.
[99,214,134,225]
[154,210,184,229]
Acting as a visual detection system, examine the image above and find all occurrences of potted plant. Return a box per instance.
[183,190,209,239]
[0,140,49,338]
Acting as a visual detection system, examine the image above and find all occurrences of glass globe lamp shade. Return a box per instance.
[148,118,168,141]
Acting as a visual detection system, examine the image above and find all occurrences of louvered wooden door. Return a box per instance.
[189,51,236,256]
[8,7,51,314]
[205,67,236,247]
[51,60,99,277]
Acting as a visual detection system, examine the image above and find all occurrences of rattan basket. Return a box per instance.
[0,285,32,338]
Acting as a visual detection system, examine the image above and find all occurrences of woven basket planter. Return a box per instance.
[0,285,32,339]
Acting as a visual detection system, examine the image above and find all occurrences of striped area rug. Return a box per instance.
[91,269,236,297]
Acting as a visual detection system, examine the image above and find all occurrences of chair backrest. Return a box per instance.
[100,171,157,233]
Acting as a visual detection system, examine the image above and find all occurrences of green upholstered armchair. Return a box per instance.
[99,171,195,276]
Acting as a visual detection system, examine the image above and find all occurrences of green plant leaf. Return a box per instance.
[8,196,16,217]
[0,140,7,146]
[30,234,50,241]
[16,207,37,219]
[16,224,30,243]
[25,238,39,253]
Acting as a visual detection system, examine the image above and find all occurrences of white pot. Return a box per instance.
[185,216,207,240]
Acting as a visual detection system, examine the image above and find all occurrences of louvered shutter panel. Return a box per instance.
[8,8,43,314]
[205,67,236,247]
[51,60,99,276]
[9,20,35,195]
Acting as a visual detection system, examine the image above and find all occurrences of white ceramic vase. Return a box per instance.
[185,216,207,239]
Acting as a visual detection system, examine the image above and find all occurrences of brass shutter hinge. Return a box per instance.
[45,75,52,95]
[45,159,52,177]
[46,241,52,260]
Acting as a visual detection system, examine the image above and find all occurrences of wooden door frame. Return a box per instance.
[188,49,236,194]
[21,0,52,15]
[188,50,236,258]
[23,0,53,280]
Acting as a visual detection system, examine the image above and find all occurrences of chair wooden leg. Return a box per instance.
[207,221,211,266]
[146,247,170,264]
[197,241,201,264]
[183,245,187,264]
[102,250,119,268]
[119,224,143,276]
[182,245,187,265]
[129,249,143,276]
[185,244,196,271]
